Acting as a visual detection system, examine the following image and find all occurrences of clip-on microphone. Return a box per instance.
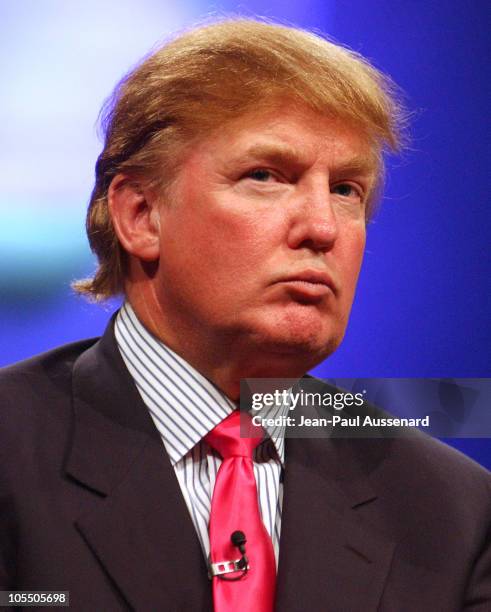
[208,530,249,581]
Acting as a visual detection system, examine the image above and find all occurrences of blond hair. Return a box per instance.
[73,18,406,300]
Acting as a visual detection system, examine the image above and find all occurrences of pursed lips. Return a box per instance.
[274,269,337,297]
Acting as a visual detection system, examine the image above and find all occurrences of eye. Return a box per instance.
[331,183,361,198]
[246,169,276,182]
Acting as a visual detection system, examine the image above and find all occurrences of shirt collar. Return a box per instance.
[114,302,286,466]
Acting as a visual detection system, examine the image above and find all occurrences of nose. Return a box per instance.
[287,179,338,252]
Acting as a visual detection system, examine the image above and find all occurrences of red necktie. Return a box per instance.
[205,411,276,612]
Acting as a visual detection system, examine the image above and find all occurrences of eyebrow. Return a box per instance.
[328,155,379,178]
[229,143,378,177]
[229,143,301,167]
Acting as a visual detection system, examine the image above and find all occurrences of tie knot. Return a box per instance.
[205,411,263,459]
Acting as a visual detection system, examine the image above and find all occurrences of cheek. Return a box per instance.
[339,228,366,291]
[159,198,275,289]
[182,196,282,267]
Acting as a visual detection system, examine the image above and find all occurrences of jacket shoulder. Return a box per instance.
[1,338,98,374]
[0,338,99,410]
[304,374,491,484]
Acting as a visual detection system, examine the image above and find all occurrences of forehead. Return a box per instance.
[193,104,380,174]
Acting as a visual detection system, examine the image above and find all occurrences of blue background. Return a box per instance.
[1,1,489,466]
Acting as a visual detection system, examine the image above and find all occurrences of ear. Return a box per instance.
[108,174,160,261]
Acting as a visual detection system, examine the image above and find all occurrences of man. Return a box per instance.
[1,19,490,611]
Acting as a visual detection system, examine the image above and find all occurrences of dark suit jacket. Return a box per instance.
[1,319,490,611]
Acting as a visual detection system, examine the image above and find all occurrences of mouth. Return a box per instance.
[275,269,336,300]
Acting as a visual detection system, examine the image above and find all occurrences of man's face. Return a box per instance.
[152,104,375,366]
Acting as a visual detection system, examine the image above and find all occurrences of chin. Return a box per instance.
[249,319,344,371]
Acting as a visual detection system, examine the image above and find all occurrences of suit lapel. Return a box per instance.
[65,319,212,611]
[276,400,395,612]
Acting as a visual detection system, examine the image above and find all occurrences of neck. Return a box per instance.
[126,288,316,401]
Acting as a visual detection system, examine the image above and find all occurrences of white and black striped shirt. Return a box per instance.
[114,302,286,565]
